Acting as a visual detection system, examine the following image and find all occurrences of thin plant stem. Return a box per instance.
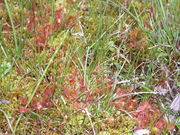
[85,108,96,135]
[4,0,19,56]
[113,91,158,101]
[0,109,15,135]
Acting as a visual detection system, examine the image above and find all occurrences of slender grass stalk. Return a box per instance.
[0,109,15,135]
[0,24,7,57]
[85,13,125,75]
[0,42,7,58]
[113,91,158,101]
[51,0,55,23]
[4,0,20,57]
[85,108,96,135]
[158,0,166,20]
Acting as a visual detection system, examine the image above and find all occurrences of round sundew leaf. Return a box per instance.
[19,106,30,113]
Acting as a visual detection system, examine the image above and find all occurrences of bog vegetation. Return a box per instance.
[0,0,179,134]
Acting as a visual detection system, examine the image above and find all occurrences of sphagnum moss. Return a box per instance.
[97,113,136,134]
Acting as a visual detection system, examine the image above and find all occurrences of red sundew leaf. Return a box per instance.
[113,88,137,109]
[113,101,126,109]
[64,16,75,27]
[135,112,151,129]
[79,79,87,90]
[21,97,28,105]
[71,102,79,110]
[92,72,98,76]
[135,102,151,113]
[35,44,46,52]
[127,42,138,48]
[43,85,55,99]
[36,101,44,111]
[63,89,79,101]
[54,9,63,19]
[151,118,167,135]
[16,68,23,75]
[131,99,138,104]
[152,109,161,120]
[146,7,154,18]
[47,100,53,108]
[116,89,129,96]
[35,34,47,52]
[55,82,59,87]
[79,78,84,85]
[79,85,87,92]
[45,8,52,15]
[125,99,138,111]
[68,74,77,84]
[19,107,30,113]
[27,15,41,32]
[137,120,149,129]
[108,80,113,85]
[133,102,153,129]
[144,23,150,29]
[126,105,134,111]
[104,82,112,90]
[93,87,102,95]
[43,24,52,36]
[31,101,46,111]
[85,92,95,103]
[53,9,64,31]
[36,34,46,44]
[34,24,54,52]
[114,97,128,106]
[114,98,138,111]
[71,102,87,110]
[27,16,35,31]
[69,78,75,84]
[155,118,167,130]
[2,23,12,32]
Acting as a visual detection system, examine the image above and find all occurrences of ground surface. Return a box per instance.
[0,0,179,135]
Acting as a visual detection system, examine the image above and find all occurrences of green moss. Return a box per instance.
[97,113,136,134]
[0,70,36,133]
[0,71,35,95]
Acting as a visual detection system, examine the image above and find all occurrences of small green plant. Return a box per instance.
[0,61,12,78]
[176,117,180,130]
